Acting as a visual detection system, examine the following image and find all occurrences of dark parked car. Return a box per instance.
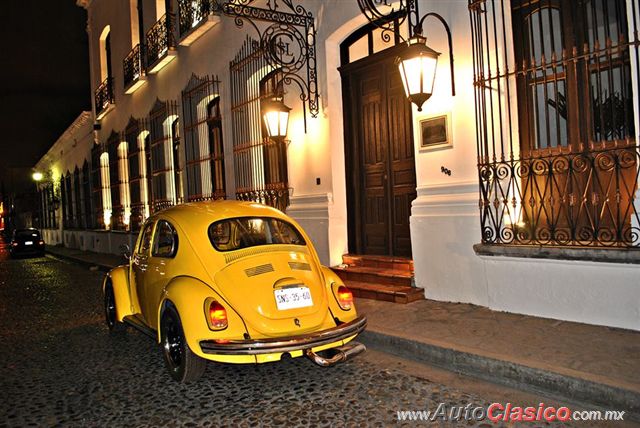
[10,228,45,258]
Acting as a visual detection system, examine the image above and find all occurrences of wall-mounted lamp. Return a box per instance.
[262,97,291,142]
[397,35,439,111]
[358,1,456,111]
[32,172,44,182]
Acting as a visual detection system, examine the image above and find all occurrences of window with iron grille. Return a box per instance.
[73,167,83,229]
[82,161,93,229]
[469,0,639,248]
[230,37,290,212]
[124,117,150,231]
[46,183,57,229]
[61,176,68,229]
[64,172,75,228]
[106,131,125,230]
[181,73,226,202]
[147,99,179,212]
[91,144,104,229]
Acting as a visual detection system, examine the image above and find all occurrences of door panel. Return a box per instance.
[343,50,416,257]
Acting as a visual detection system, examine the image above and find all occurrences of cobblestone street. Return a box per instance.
[0,244,584,427]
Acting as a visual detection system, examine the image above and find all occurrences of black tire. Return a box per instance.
[104,281,126,333]
[160,304,206,383]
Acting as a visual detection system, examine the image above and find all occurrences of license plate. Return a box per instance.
[25,241,33,246]
[274,286,313,310]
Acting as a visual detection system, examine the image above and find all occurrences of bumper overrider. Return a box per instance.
[200,315,367,366]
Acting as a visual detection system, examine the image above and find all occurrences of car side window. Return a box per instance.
[137,222,155,255]
[152,220,178,258]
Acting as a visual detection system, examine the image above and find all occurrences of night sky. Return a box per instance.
[0,1,90,193]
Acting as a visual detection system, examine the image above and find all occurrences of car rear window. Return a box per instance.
[16,230,40,239]
[208,217,306,252]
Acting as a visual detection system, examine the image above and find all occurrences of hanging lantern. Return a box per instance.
[396,35,440,112]
[262,97,291,141]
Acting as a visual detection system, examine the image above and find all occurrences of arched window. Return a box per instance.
[172,117,184,203]
[117,141,131,228]
[147,99,179,211]
[206,97,226,199]
[99,26,112,82]
[260,69,288,205]
[181,73,225,201]
[99,151,112,229]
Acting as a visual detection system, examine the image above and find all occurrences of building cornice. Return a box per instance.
[34,111,93,171]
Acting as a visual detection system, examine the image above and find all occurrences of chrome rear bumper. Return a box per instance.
[200,315,367,355]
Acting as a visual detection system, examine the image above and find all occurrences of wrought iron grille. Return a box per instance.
[95,77,114,116]
[145,14,176,69]
[221,0,319,126]
[178,0,213,37]
[148,99,180,212]
[124,117,149,231]
[82,161,93,229]
[73,167,84,229]
[106,131,125,230]
[230,36,290,212]
[91,145,104,229]
[65,172,76,229]
[469,0,640,248]
[61,176,68,229]
[181,73,226,202]
[123,44,143,89]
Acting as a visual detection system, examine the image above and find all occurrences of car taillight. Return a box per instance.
[336,285,353,310]
[11,242,18,247]
[208,300,228,330]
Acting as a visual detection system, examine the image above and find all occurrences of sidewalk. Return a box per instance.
[357,299,639,419]
[46,245,639,419]
[47,245,125,272]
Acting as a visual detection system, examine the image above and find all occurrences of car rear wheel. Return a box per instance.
[160,304,206,383]
[104,282,126,333]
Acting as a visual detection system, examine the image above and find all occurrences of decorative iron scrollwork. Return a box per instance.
[217,0,319,124]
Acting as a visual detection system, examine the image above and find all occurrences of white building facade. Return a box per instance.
[36,0,640,330]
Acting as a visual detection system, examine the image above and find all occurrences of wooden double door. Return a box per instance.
[341,49,417,257]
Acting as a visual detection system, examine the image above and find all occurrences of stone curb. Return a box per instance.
[45,249,115,273]
[360,330,639,421]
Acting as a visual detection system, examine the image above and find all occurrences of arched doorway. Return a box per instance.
[340,22,416,258]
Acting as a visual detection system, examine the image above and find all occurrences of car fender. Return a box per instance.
[157,276,248,358]
[320,266,359,322]
[104,265,133,322]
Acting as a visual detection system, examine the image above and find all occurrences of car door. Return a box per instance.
[132,220,155,324]
[144,219,179,329]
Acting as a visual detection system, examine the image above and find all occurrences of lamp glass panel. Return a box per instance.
[398,55,438,97]
[279,111,289,137]
[421,56,438,94]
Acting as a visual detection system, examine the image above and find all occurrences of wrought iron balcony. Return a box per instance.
[177,0,221,46]
[94,77,114,120]
[123,44,147,94]
[145,13,177,74]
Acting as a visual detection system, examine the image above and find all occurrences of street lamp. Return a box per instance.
[32,172,44,182]
[262,97,291,142]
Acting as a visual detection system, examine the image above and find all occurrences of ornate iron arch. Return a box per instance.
[215,0,319,122]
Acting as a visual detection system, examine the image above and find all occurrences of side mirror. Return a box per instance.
[119,244,131,261]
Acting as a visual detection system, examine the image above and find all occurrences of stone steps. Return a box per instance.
[332,254,424,304]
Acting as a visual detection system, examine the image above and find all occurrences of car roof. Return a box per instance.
[152,200,290,231]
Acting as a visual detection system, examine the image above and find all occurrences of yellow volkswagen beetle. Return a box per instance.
[103,201,366,382]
